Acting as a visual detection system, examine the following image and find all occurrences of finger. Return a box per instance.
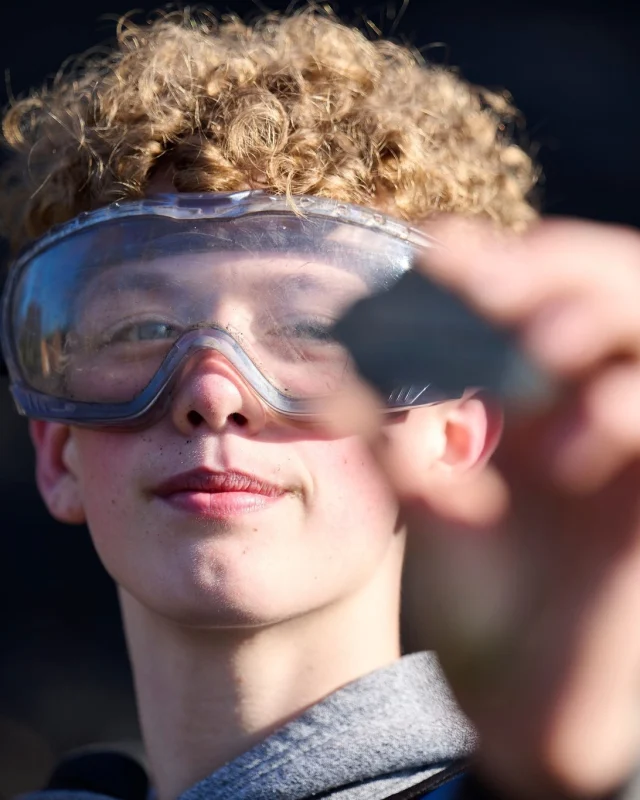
[316,380,383,441]
[542,364,640,492]
[522,294,640,374]
[421,217,640,331]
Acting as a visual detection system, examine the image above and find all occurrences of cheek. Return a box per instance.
[303,436,400,542]
[72,430,138,497]
[69,429,146,556]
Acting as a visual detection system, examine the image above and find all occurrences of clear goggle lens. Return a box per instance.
[3,195,446,426]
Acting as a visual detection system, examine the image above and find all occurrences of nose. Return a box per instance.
[170,350,268,436]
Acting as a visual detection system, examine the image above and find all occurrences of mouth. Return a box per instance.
[153,468,289,518]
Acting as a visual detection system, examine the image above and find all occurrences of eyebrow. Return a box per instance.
[100,268,185,294]
[73,268,186,328]
[267,267,364,298]
[80,258,363,309]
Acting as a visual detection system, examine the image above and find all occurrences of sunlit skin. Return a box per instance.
[30,227,494,798]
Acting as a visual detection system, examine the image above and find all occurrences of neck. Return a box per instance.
[119,569,402,800]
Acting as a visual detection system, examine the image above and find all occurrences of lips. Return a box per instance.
[155,469,286,498]
[152,468,288,517]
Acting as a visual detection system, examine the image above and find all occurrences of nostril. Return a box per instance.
[184,410,248,429]
[187,410,204,427]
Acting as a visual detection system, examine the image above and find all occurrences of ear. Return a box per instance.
[377,393,502,486]
[438,392,503,473]
[29,421,86,524]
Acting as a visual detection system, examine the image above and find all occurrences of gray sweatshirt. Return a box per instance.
[26,652,476,800]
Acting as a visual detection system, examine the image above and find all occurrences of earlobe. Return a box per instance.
[29,421,86,524]
[440,394,503,472]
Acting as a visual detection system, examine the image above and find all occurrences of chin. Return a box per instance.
[119,554,324,630]
[138,587,309,630]
[105,512,378,630]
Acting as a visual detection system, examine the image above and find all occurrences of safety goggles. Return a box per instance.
[1,190,465,429]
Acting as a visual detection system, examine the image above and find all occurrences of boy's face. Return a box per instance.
[28,219,497,629]
[32,386,493,629]
[41,404,406,627]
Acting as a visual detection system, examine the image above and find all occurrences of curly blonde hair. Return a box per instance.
[0,7,539,253]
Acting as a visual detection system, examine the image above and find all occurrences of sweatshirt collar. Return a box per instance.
[180,652,476,800]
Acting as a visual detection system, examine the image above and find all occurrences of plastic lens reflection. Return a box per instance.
[59,253,360,403]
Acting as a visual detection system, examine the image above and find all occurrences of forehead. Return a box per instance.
[80,249,368,299]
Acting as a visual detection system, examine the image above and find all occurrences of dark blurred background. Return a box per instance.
[1,0,639,794]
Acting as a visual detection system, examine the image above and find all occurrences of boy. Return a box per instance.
[4,9,640,800]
